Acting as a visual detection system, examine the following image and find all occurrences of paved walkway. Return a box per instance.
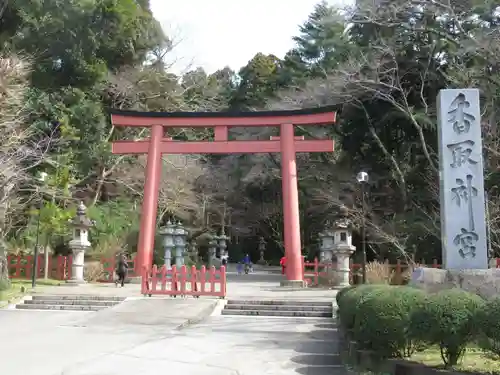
[2,266,344,375]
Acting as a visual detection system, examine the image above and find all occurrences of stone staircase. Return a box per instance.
[15,295,126,312]
[222,299,334,318]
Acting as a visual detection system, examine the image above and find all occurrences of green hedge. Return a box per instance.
[336,285,494,368]
[475,297,500,356]
[337,284,391,331]
[353,286,426,358]
[409,289,485,366]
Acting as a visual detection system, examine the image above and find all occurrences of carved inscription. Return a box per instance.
[447,140,477,168]
[447,93,479,259]
[448,93,475,135]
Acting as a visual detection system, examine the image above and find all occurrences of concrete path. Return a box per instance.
[2,265,344,375]
[1,307,342,375]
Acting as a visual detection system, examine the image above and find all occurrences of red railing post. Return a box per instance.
[160,266,167,291]
[180,266,187,295]
[200,266,206,293]
[190,265,198,293]
[209,266,216,293]
[220,265,227,298]
[171,266,178,293]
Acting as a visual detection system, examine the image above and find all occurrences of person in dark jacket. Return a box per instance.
[115,254,128,287]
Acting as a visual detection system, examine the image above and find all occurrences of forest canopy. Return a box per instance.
[0,0,499,269]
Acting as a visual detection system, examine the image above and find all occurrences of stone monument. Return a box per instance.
[332,205,356,287]
[207,234,217,266]
[173,221,187,267]
[159,220,175,269]
[437,89,488,269]
[258,236,267,265]
[67,202,94,285]
[217,228,229,261]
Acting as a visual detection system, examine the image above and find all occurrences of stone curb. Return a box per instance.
[175,299,221,331]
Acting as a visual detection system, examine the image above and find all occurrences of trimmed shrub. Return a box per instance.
[409,288,485,367]
[338,284,391,331]
[353,286,427,358]
[476,297,500,356]
[336,285,355,306]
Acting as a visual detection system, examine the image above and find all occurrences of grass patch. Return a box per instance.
[0,279,63,307]
[411,346,500,374]
[12,279,63,287]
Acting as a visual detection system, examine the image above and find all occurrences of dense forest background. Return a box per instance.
[0,0,499,267]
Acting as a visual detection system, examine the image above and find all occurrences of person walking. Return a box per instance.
[115,253,128,288]
[280,256,287,275]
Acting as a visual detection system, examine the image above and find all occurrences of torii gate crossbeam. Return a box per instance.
[110,107,336,285]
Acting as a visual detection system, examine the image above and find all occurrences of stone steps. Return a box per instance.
[222,299,334,318]
[15,295,126,312]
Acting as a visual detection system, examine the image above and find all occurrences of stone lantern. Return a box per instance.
[207,234,217,266]
[258,236,267,265]
[332,204,356,287]
[174,221,188,267]
[217,228,229,260]
[318,223,335,263]
[159,220,175,269]
[67,202,95,285]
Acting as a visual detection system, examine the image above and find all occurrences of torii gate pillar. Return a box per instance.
[280,124,303,284]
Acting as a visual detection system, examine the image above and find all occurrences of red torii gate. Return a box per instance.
[110,107,336,285]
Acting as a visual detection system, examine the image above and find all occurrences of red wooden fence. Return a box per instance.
[141,265,226,298]
[8,255,72,280]
[302,257,500,286]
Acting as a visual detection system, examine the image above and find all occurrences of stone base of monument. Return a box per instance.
[65,279,88,286]
[280,280,306,288]
[410,267,500,300]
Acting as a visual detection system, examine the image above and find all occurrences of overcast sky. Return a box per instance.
[150,0,351,75]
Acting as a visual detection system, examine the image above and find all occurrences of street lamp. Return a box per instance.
[356,171,369,284]
[31,172,47,288]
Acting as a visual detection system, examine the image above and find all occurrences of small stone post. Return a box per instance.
[217,228,229,260]
[207,234,217,266]
[174,221,187,267]
[318,224,335,263]
[332,205,356,287]
[159,220,175,269]
[67,202,94,285]
[258,236,267,265]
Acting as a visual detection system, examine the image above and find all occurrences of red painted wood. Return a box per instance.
[269,136,305,141]
[112,139,334,154]
[214,126,228,141]
[141,265,226,297]
[111,111,336,128]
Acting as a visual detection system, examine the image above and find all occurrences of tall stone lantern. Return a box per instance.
[159,220,175,269]
[332,205,356,287]
[258,236,267,265]
[217,228,229,261]
[67,202,95,285]
[207,234,217,266]
[173,221,188,267]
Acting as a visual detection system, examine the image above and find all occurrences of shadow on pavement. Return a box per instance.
[292,323,347,375]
